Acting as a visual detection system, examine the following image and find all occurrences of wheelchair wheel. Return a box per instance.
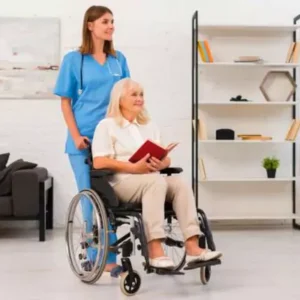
[163,217,186,271]
[200,266,211,285]
[120,270,141,296]
[65,189,109,284]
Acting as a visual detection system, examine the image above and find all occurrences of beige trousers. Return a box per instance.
[113,173,201,242]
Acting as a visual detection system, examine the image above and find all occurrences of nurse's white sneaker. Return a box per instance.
[186,249,222,265]
[149,256,175,269]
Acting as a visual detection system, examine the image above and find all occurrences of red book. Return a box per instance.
[129,140,178,163]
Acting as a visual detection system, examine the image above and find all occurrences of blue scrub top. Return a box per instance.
[53,50,130,154]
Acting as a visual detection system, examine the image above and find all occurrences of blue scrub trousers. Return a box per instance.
[68,153,117,264]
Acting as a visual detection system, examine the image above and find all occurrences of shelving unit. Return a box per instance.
[197,24,300,36]
[199,177,296,182]
[191,11,300,228]
[200,140,294,144]
[209,214,300,220]
[199,62,300,68]
[199,101,299,106]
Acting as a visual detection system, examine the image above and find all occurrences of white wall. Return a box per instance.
[1,0,300,227]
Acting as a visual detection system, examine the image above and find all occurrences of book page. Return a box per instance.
[166,142,179,152]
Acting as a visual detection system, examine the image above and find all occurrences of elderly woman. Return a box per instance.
[92,78,222,269]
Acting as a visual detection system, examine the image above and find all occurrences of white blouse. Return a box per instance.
[92,117,162,185]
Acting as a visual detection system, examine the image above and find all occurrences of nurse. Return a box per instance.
[54,5,130,276]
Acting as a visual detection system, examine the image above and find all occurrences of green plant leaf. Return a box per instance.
[262,156,280,169]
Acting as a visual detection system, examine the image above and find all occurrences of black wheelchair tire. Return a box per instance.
[200,266,211,285]
[120,270,142,296]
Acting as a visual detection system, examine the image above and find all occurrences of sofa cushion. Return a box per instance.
[0,196,12,216]
[0,159,37,196]
[0,153,9,171]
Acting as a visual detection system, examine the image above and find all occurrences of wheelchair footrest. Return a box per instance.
[154,267,184,275]
[143,262,184,275]
[183,258,221,271]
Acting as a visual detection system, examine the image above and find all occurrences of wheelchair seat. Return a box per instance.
[89,167,183,210]
[111,199,175,213]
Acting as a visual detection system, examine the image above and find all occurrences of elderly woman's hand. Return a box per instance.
[149,156,170,171]
[130,154,157,174]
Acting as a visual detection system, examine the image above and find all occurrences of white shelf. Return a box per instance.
[199,177,296,182]
[193,14,299,227]
[209,214,300,221]
[200,140,295,144]
[198,62,300,68]
[198,101,299,106]
[198,24,300,36]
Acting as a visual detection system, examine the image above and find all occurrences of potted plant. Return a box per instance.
[262,156,280,178]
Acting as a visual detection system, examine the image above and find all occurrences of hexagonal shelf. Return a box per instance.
[259,71,297,102]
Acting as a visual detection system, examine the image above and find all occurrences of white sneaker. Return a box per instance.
[186,249,222,264]
[149,256,175,269]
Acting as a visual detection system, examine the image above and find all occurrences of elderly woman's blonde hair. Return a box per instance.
[106,78,150,126]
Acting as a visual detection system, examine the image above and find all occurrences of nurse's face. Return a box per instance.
[88,12,115,41]
[120,85,144,116]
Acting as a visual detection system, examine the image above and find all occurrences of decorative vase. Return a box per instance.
[266,169,276,178]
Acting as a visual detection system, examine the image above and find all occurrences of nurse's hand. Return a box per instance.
[75,136,89,150]
[131,154,157,174]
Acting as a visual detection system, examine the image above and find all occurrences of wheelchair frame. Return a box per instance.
[65,146,221,296]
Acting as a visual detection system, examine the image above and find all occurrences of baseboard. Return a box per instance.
[0,220,38,229]
[210,219,292,230]
[0,219,293,231]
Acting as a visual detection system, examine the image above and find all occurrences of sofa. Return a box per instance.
[0,152,53,241]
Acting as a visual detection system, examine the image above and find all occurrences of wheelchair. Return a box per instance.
[65,144,221,296]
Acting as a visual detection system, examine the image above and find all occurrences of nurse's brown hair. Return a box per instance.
[79,5,116,56]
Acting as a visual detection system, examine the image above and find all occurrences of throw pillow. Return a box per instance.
[0,153,9,171]
[0,159,37,196]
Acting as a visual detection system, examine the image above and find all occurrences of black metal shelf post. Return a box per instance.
[192,11,198,207]
[293,14,300,230]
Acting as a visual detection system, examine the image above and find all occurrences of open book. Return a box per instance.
[129,140,179,163]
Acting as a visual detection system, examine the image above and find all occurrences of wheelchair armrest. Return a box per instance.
[160,167,183,176]
[90,169,115,178]
[91,167,182,177]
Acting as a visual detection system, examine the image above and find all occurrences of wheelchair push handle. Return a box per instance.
[83,139,92,163]
[84,138,91,147]
[84,138,92,166]
[84,138,92,152]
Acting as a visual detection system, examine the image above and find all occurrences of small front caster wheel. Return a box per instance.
[120,270,141,296]
[200,266,211,285]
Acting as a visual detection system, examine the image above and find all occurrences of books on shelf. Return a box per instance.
[234,56,263,63]
[199,119,207,140]
[193,119,300,142]
[197,40,300,65]
[286,42,300,63]
[237,134,272,141]
[199,157,207,180]
[285,119,300,141]
[197,40,214,63]
[192,119,207,140]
